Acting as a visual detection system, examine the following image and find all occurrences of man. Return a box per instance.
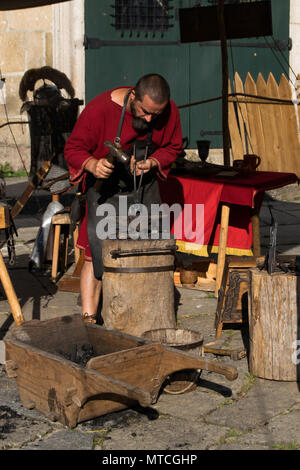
[64,74,183,323]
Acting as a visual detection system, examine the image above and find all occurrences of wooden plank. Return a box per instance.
[0,206,10,229]
[234,72,250,155]
[244,72,266,160]
[255,73,275,171]
[228,79,244,160]
[57,251,84,292]
[87,344,164,396]
[265,73,285,172]
[278,74,300,177]
[52,213,71,225]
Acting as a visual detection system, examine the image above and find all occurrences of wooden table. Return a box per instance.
[159,169,298,296]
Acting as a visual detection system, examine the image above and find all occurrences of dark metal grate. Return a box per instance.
[112,0,173,31]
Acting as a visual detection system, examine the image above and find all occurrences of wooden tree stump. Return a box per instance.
[101,238,177,337]
[248,267,300,381]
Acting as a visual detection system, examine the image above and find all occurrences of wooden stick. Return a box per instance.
[215,203,230,297]
[0,250,24,326]
[73,225,80,265]
[51,224,61,282]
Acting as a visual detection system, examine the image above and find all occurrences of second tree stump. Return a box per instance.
[248,267,300,381]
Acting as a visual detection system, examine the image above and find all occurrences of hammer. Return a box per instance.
[94,140,130,192]
[203,345,247,361]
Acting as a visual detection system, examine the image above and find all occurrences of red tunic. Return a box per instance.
[64,86,183,259]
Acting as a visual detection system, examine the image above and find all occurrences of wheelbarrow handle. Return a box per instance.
[160,348,238,382]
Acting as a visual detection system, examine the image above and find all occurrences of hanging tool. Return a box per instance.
[260,206,278,274]
[132,144,149,204]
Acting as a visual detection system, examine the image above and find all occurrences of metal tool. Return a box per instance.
[260,206,278,274]
[94,139,130,192]
[133,144,149,204]
[104,139,130,166]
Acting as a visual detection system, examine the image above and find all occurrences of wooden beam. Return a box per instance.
[218,0,230,166]
[0,249,24,326]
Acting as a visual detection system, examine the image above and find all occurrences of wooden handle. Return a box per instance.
[201,359,238,381]
[0,250,24,326]
[160,348,238,382]
[94,179,103,193]
[93,154,114,192]
[204,346,246,360]
[204,346,230,356]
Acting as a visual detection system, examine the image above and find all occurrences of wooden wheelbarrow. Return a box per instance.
[4,314,238,428]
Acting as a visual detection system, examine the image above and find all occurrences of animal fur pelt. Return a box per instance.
[19,66,75,102]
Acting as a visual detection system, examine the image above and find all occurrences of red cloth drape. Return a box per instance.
[159,171,298,256]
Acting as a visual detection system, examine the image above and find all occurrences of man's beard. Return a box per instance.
[130,101,150,132]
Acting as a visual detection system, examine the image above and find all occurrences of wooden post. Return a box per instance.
[0,250,24,326]
[217,0,231,166]
[51,224,61,282]
[215,203,230,297]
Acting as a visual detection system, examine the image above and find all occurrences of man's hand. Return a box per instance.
[85,157,114,179]
[130,156,158,176]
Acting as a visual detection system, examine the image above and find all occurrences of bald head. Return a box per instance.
[134,74,170,104]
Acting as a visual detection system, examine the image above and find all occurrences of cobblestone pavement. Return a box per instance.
[0,179,300,453]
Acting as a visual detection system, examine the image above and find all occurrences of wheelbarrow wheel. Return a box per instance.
[162,369,202,395]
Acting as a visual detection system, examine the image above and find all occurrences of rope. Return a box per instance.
[177,91,298,111]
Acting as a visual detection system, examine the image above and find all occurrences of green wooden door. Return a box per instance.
[85,0,290,149]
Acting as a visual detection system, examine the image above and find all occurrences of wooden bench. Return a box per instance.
[51,211,80,282]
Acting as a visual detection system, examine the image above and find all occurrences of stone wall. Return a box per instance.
[0,5,53,172]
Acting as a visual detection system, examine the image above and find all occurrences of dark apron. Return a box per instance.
[86,102,161,279]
